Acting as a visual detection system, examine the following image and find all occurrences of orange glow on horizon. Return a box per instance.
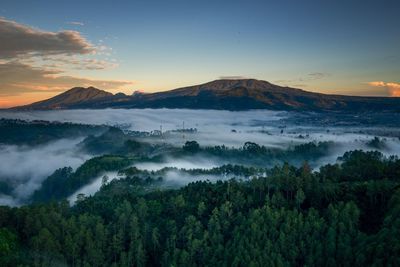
[368,81,400,97]
[386,83,400,97]
[0,92,57,108]
[390,90,400,97]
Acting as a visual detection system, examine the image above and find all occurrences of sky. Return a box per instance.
[0,0,399,107]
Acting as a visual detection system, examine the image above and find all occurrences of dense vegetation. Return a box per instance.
[32,155,132,203]
[0,150,399,266]
[79,127,336,167]
[29,140,334,204]
[199,141,334,166]
[79,128,151,155]
[1,119,399,266]
[0,119,107,145]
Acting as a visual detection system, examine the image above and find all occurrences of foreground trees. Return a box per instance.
[1,150,400,266]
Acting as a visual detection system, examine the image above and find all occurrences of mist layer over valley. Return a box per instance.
[1,109,400,206]
[0,138,90,205]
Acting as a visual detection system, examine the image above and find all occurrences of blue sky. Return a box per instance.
[0,0,399,106]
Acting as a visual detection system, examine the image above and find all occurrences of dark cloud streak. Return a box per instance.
[0,17,94,59]
[275,72,330,86]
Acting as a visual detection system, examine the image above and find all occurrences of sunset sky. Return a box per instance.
[0,0,399,108]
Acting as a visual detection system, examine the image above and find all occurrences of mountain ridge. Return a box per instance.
[11,79,400,112]
[17,86,113,110]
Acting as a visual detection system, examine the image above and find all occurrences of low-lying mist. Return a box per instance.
[1,109,400,206]
[0,138,90,206]
[1,109,399,149]
[68,167,252,205]
[0,109,286,133]
[134,157,220,171]
[68,171,120,204]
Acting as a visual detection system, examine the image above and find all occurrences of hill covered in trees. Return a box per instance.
[0,119,108,146]
[0,150,399,266]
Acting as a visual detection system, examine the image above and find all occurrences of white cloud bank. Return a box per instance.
[0,138,90,206]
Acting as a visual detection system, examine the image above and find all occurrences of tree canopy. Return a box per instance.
[0,150,399,266]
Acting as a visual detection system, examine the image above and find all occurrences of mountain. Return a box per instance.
[16,86,113,110]
[13,79,400,112]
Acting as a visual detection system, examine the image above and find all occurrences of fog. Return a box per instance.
[68,171,120,204]
[68,157,224,204]
[0,138,90,206]
[160,169,243,187]
[134,157,220,171]
[313,136,400,168]
[67,167,244,205]
[0,109,292,148]
[0,109,285,133]
[1,109,400,206]
[1,109,399,149]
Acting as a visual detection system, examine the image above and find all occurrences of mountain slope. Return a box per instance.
[17,86,113,110]
[13,79,400,112]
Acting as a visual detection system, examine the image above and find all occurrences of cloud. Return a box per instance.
[276,72,330,86]
[308,72,330,80]
[41,56,119,70]
[0,17,94,59]
[0,17,117,71]
[0,138,90,206]
[219,76,248,80]
[0,17,129,107]
[67,21,84,26]
[368,81,400,97]
[0,62,132,97]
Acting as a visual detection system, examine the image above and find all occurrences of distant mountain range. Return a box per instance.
[12,79,400,112]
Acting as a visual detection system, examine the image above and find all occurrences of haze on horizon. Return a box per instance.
[0,0,399,108]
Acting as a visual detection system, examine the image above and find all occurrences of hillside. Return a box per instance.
[16,86,113,110]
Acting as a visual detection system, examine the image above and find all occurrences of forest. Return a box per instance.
[0,150,399,266]
[1,115,400,266]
